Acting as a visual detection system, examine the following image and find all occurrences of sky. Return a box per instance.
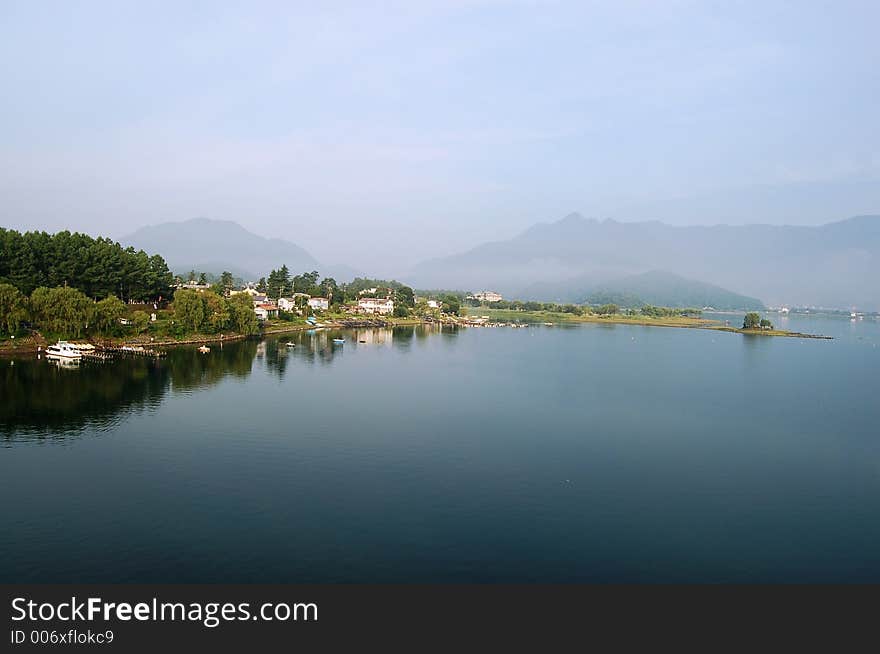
[1,0,879,274]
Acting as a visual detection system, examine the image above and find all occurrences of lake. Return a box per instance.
[2,315,879,582]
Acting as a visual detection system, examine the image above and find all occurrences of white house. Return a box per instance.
[357,298,394,315]
[427,300,440,309]
[308,297,329,311]
[469,291,503,303]
[254,303,279,321]
[175,282,211,292]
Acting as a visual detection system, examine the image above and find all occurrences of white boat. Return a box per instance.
[45,341,83,359]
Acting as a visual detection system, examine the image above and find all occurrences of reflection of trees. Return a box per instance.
[1,357,171,438]
[1,340,258,439]
[163,339,257,391]
[2,326,460,440]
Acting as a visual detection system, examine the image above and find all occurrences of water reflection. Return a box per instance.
[1,326,455,439]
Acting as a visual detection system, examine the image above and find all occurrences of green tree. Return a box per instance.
[394,285,415,308]
[278,265,291,296]
[0,283,28,335]
[204,291,230,332]
[759,318,773,329]
[292,270,320,296]
[596,304,620,315]
[131,310,150,334]
[227,293,259,335]
[440,294,461,315]
[743,312,761,329]
[173,289,206,332]
[319,277,339,303]
[29,286,93,337]
[93,294,126,334]
[219,271,234,294]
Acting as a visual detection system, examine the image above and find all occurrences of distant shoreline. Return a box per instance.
[460,308,834,339]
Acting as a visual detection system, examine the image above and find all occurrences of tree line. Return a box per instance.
[170,290,259,336]
[0,283,142,338]
[0,282,261,339]
[0,228,173,301]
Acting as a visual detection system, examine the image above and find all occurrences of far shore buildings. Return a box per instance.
[175,281,211,292]
[469,291,503,303]
[308,297,329,311]
[356,297,394,315]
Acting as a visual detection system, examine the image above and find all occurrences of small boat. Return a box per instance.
[285,342,296,347]
[45,341,83,359]
[198,345,210,353]
[333,338,345,344]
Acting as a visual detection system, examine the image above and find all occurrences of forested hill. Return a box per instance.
[123,218,319,280]
[0,228,173,301]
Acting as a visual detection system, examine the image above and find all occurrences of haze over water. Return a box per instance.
[2,315,879,582]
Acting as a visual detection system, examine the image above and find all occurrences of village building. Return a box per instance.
[469,291,503,303]
[356,297,395,315]
[427,300,440,309]
[254,303,279,321]
[175,281,211,292]
[308,297,329,311]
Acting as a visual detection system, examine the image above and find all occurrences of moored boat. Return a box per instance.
[45,341,83,359]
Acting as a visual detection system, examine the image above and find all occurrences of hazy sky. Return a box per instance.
[2,1,879,273]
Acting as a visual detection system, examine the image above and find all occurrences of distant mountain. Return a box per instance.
[409,213,880,310]
[515,270,764,309]
[581,271,763,309]
[123,218,319,281]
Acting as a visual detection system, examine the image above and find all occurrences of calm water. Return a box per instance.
[2,315,879,582]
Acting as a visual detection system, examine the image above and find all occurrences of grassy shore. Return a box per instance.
[462,307,832,339]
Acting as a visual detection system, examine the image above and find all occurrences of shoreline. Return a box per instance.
[0,312,833,357]
[0,317,434,356]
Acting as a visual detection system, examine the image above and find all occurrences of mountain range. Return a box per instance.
[408,214,880,310]
[122,214,880,310]
[123,218,359,282]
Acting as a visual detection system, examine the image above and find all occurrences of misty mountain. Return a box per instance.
[518,270,764,309]
[123,218,358,282]
[409,214,880,310]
